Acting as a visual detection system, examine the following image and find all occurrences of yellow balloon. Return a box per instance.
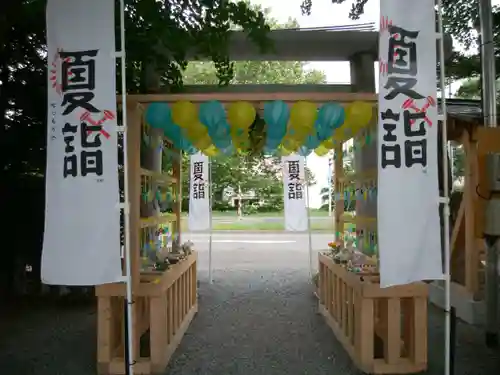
[230,127,248,138]
[185,123,207,142]
[227,101,256,129]
[172,101,197,128]
[315,145,329,156]
[278,145,292,156]
[192,134,212,150]
[332,126,350,142]
[203,145,219,157]
[290,101,317,130]
[185,121,206,133]
[286,126,309,142]
[321,139,335,149]
[344,101,373,134]
[231,134,250,150]
[282,138,299,151]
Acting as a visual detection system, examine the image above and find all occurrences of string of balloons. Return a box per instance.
[145,100,374,157]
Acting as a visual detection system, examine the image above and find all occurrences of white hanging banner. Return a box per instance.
[283,154,308,231]
[378,0,443,287]
[188,153,211,231]
[42,0,122,285]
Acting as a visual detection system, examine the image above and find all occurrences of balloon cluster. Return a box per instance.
[145,100,373,157]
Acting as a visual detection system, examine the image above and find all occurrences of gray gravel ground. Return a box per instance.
[1,238,499,375]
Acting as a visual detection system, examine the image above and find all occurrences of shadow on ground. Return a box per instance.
[1,267,499,375]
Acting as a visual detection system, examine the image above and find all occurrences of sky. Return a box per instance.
[249,0,379,207]
[248,0,498,208]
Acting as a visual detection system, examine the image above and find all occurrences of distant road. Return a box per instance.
[184,232,333,271]
[209,215,333,223]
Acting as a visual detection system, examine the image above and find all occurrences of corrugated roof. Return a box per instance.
[442,98,484,122]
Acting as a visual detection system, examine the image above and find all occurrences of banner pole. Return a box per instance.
[208,155,214,284]
[437,1,451,374]
[305,156,313,279]
[118,1,135,375]
[328,153,333,217]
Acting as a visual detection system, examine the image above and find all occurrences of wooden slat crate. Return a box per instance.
[96,252,198,375]
[318,253,428,374]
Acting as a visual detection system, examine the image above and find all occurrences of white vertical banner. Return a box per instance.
[378,0,443,287]
[282,154,308,231]
[188,153,211,231]
[42,0,121,285]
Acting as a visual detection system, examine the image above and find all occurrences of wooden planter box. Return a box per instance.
[96,252,198,375]
[318,254,428,374]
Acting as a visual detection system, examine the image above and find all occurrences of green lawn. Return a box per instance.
[180,218,336,232]
[181,210,331,217]
[179,211,356,232]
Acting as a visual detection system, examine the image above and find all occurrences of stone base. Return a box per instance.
[428,281,485,325]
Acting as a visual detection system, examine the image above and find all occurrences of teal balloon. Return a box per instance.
[264,100,289,139]
[316,103,345,140]
[265,138,281,150]
[304,132,321,149]
[180,137,197,153]
[221,144,235,155]
[199,100,225,130]
[185,145,198,155]
[208,121,231,149]
[163,123,183,148]
[298,146,312,156]
[263,146,277,156]
[146,103,172,130]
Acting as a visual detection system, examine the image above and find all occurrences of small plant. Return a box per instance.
[312,272,319,286]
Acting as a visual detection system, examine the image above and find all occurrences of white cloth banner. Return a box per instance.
[42,0,122,286]
[282,154,308,231]
[378,0,443,287]
[188,153,211,231]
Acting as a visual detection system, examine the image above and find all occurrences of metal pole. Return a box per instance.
[305,156,314,279]
[118,1,135,374]
[437,2,452,374]
[208,155,213,284]
[328,155,333,217]
[449,306,457,375]
[449,143,454,186]
[479,0,499,348]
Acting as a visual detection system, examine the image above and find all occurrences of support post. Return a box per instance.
[479,0,499,348]
[350,52,376,252]
[334,144,344,244]
[328,156,333,217]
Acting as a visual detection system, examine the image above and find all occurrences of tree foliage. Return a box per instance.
[181,153,316,212]
[183,9,327,85]
[456,78,481,99]
[0,0,273,295]
[302,0,499,85]
[179,9,323,210]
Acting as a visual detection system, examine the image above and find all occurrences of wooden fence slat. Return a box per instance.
[317,254,428,374]
[96,252,198,375]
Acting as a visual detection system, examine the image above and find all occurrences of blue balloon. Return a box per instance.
[265,138,281,150]
[146,102,172,130]
[263,146,276,156]
[214,137,232,150]
[221,144,235,155]
[264,100,288,143]
[208,121,232,149]
[163,123,183,147]
[199,100,226,130]
[316,103,345,141]
[298,146,312,157]
[304,132,321,149]
[178,137,197,153]
[184,145,198,155]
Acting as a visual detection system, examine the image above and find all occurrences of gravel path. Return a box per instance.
[1,245,499,375]
[165,268,355,375]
